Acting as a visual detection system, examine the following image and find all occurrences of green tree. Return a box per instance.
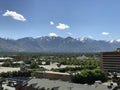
[2,60,12,67]
[0,86,3,90]
[30,61,39,69]
[72,69,107,84]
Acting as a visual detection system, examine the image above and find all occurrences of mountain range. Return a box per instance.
[0,36,120,52]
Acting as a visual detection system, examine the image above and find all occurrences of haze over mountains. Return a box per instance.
[0,36,120,52]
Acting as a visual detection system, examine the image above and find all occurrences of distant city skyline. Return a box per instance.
[0,0,120,40]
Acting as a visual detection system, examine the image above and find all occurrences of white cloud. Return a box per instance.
[102,32,109,35]
[56,23,70,30]
[50,21,54,25]
[49,33,58,37]
[3,10,26,21]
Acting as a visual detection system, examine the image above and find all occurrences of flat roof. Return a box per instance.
[25,78,116,90]
[36,71,70,75]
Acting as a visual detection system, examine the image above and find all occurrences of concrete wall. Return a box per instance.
[34,71,71,81]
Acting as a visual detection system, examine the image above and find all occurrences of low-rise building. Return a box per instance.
[34,71,71,81]
[15,78,115,90]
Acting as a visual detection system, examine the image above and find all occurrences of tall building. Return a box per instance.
[101,48,120,72]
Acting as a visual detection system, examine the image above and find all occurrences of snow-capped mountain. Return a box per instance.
[78,37,95,42]
[0,36,119,52]
[109,39,120,43]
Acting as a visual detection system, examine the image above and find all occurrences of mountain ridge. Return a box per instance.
[0,36,119,52]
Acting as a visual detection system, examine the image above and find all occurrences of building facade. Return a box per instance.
[101,48,120,72]
[34,71,71,81]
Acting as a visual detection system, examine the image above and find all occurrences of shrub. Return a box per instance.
[72,69,108,84]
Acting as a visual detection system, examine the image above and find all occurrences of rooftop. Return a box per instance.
[24,78,116,90]
[40,71,70,75]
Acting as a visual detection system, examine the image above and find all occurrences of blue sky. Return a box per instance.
[0,0,120,40]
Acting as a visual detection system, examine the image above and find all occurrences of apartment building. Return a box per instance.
[101,48,120,72]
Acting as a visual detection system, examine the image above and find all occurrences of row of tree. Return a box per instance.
[52,65,98,73]
[2,60,20,67]
[0,70,33,78]
[72,69,108,84]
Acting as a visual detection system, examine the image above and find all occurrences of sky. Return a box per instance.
[0,0,120,40]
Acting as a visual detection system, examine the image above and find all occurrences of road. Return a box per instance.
[2,84,15,90]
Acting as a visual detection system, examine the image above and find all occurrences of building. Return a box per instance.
[34,71,71,81]
[101,48,120,72]
[15,78,115,90]
[0,57,13,60]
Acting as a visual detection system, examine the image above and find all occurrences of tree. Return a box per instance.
[0,86,3,90]
[72,69,107,84]
[112,72,120,86]
[2,60,12,67]
[92,69,108,82]
[30,61,39,69]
